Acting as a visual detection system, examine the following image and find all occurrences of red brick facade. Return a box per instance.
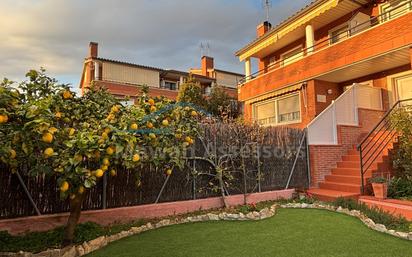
[309,108,385,187]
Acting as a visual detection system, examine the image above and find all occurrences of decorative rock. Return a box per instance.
[336,206,343,212]
[60,246,76,257]
[75,245,85,256]
[245,212,255,220]
[301,203,308,208]
[395,232,408,239]
[207,213,219,221]
[374,224,387,233]
[408,232,412,240]
[155,219,170,228]
[130,226,142,234]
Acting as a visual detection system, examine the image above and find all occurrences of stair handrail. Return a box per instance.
[357,98,412,194]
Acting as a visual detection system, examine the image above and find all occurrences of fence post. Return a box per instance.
[102,172,107,209]
[193,160,197,200]
[256,142,262,193]
[15,171,41,216]
[285,131,306,189]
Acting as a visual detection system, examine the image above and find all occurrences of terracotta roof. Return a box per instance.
[94,57,164,71]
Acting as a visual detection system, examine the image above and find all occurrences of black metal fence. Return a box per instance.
[0,124,308,219]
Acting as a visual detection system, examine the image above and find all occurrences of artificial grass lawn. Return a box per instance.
[87,208,412,257]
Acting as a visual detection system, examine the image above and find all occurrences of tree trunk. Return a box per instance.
[62,192,86,246]
[217,171,228,208]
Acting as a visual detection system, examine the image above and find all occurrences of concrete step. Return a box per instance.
[331,168,371,176]
[319,181,361,193]
[324,174,368,185]
[337,161,378,169]
[307,188,359,202]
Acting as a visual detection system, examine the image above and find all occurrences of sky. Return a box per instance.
[0,0,311,90]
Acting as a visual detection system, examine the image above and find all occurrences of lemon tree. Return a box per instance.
[0,69,199,245]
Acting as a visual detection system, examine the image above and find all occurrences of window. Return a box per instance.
[281,47,303,66]
[277,95,301,123]
[329,24,349,45]
[253,93,301,126]
[162,81,178,90]
[381,0,412,21]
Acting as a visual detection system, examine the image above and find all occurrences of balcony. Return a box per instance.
[238,1,412,102]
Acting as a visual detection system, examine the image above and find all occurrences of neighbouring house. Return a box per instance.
[236,0,412,201]
[79,42,242,103]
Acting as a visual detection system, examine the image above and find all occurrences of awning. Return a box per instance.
[245,84,303,105]
[238,0,340,61]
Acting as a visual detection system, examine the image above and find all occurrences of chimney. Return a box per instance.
[256,21,272,38]
[201,56,214,77]
[89,42,98,58]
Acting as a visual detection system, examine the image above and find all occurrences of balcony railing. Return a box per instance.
[307,83,382,145]
[239,0,412,85]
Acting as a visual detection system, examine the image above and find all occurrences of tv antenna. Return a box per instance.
[262,0,272,21]
[200,42,211,57]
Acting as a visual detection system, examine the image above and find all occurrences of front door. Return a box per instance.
[394,74,412,102]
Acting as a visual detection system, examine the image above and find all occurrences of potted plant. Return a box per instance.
[369,176,388,199]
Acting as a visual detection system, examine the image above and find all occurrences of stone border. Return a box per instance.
[0,205,277,257]
[280,202,412,241]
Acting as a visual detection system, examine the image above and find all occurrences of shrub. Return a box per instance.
[332,198,410,232]
[369,176,387,184]
[388,177,412,200]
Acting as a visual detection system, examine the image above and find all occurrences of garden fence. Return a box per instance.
[0,124,308,219]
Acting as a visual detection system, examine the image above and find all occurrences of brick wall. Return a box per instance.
[0,189,294,235]
[239,11,412,102]
[309,108,385,187]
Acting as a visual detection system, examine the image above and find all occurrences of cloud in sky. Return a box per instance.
[0,0,311,88]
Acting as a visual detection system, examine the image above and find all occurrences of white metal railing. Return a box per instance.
[307,83,382,145]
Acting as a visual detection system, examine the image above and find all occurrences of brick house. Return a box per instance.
[79,42,242,103]
[236,0,412,200]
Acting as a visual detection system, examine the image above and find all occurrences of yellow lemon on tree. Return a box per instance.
[42,132,53,143]
[162,119,169,126]
[63,90,72,99]
[104,127,111,134]
[68,128,75,136]
[0,114,9,124]
[132,153,140,162]
[60,181,69,192]
[101,165,108,171]
[175,133,182,139]
[130,123,138,130]
[55,112,62,119]
[166,169,172,176]
[185,136,192,143]
[103,158,110,166]
[150,105,157,112]
[101,132,108,139]
[44,147,54,157]
[48,127,58,134]
[106,146,114,155]
[146,122,154,129]
[148,98,155,106]
[111,105,120,113]
[78,186,85,194]
[110,169,117,176]
[74,154,83,162]
[95,169,104,178]
[191,111,198,117]
[149,133,156,139]
[10,149,16,159]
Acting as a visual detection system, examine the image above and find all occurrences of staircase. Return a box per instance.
[307,137,394,202]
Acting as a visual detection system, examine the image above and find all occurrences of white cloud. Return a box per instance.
[0,0,311,86]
